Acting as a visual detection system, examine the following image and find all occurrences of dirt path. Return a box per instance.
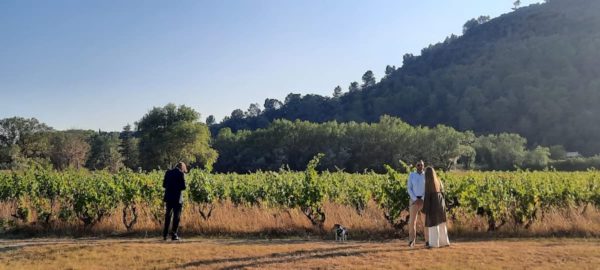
[0,237,598,269]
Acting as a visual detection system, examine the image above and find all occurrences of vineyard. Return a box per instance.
[1,156,599,236]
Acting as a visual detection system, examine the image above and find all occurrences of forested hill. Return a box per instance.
[212,0,600,156]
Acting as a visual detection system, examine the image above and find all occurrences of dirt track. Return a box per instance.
[0,237,599,269]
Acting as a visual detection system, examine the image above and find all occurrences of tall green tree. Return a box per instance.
[384,65,396,79]
[205,115,216,126]
[361,70,376,88]
[137,104,217,171]
[523,146,551,169]
[513,0,521,10]
[230,109,245,120]
[87,132,123,172]
[475,133,527,170]
[333,85,343,98]
[264,98,283,112]
[246,103,261,117]
[348,81,360,93]
[0,117,53,169]
[120,124,140,170]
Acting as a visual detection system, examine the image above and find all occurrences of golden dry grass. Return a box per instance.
[0,237,599,269]
[2,201,599,238]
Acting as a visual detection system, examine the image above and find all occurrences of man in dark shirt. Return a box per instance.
[163,162,187,240]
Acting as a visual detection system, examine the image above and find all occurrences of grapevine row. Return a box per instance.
[1,162,598,232]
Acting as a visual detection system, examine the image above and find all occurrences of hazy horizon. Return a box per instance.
[0,0,542,131]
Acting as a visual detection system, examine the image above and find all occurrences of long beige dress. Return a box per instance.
[422,191,450,248]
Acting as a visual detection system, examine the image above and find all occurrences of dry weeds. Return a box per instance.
[1,201,599,238]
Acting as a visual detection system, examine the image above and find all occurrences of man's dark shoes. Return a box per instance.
[171,234,180,241]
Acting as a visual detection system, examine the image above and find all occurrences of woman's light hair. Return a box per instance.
[425,166,441,193]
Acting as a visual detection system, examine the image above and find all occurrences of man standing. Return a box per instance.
[407,160,428,247]
[163,162,187,241]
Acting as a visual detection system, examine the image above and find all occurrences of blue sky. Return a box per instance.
[0,0,542,131]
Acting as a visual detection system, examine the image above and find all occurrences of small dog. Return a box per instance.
[333,224,348,242]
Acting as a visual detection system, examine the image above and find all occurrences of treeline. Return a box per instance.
[212,0,600,156]
[3,105,598,173]
[213,115,570,173]
[0,104,216,172]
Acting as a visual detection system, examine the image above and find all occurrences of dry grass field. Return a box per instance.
[2,201,598,269]
[0,237,599,269]
[3,201,599,239]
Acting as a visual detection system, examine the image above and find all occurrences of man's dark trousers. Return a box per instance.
[162,167,186,239]
[163,201,182,238]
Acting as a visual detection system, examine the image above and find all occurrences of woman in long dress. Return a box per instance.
[422,166,450,248]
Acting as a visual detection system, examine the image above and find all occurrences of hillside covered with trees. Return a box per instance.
[213,0,600,156]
